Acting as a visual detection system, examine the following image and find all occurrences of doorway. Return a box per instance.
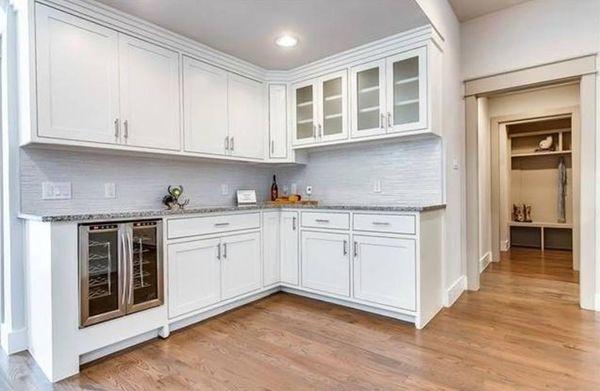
[464,55,597,310]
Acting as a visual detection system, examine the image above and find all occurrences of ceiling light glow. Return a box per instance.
[276,35,298,48]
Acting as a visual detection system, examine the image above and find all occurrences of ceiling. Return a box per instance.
[95,0,428,70]
[449,0,531,22]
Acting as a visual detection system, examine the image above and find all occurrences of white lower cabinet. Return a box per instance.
[301,231,350,296]
[221,232,262,300]
[352,235,416,310]
[168,237,221,318]
[280,211,299,285]
[263,212,280,286]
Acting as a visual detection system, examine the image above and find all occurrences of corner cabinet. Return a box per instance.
[292,70,349,146]
[35,4,181,151]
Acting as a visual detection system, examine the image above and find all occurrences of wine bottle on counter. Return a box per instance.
[271,175,278,201]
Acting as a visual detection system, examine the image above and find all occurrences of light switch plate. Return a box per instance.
[104,183,116,198]
[290,183,297,194]
[42,182,71,200]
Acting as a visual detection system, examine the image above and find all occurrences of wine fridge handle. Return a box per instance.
[127,228,134,305]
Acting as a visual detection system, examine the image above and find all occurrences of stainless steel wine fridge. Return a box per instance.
[79,220,164,327]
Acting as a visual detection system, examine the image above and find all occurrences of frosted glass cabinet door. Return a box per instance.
[35,4,120,144]
[350,59,386,138]
[293,82,317,145]
[318,70,348,142]
[386,47,427,133]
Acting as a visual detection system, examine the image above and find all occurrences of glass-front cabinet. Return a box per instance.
[386,47,427,132]
[293,70,348,146]
[350,46,427,138]
[79,220,163,327]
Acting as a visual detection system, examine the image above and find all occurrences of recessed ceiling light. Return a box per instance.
[275,34,298,48]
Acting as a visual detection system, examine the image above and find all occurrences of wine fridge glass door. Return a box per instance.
[80,224,126,327]
[126,221,164,313]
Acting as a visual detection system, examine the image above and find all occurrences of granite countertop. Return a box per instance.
[19,203,446,223]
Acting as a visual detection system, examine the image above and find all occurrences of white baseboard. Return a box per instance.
[444,275,467,307]
[479,252,492,273]
[0,325,28,354]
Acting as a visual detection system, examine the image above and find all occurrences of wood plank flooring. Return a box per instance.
[2,248,600,390]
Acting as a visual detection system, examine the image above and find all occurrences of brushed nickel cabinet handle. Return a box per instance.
[224,137,229,151]
[343,240,348,255]
[380,113,385,129]
[217,243,221,260]
[214,222,230,227]
[292,216,297,231]
[123,120,129,139]
[230,137,234,151]
[114,118,119,138]
[318,124,322,137]
[372,221,391,226]
[271,140,275,154]
[353,241,358,258]
[315,219,330,223]
[223,243,227,259]
[313,124,317,139]
[387,112,392,129]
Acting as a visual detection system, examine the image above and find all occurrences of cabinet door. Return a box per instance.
[228,74,265,160]
[35,4,120,144]
[280,212,299,285]
[386,47,427,133]
[268,84,288,159]
[317,70,348,142]
[263,212,280,286]
[182,56,229,156]
[221,232,261,300]
[353,235,416,310]
[167,238,221,318]
[292,81,317,145]
[118,34,181,150]
[301,231,350,296]
[350,59,387,138]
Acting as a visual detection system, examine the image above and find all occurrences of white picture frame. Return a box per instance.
[237,189,257,205]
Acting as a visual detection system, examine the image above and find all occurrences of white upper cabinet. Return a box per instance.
[350,46,428,139]
[118,35,181,151]
[350,59,386,138]
[292,70,348,146]
[386,47,427,133]
[35,4,120,144]
[268,84,288,159]
[318,70,348,142]
[228,74,265,160]
[182,57,229,156]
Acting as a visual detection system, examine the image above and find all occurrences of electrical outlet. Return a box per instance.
[374,180,382,193]
[104,183,116,199]
[221,184,229,196]
[291,183,298,194]
[42,182,71,200]
[306,186,313,196]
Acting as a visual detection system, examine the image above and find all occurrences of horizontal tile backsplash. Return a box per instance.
[276,138,443,205]
[20,137,442,216]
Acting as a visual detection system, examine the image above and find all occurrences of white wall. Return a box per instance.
[461,0,600,79]
[415,0,466,300]
[477,97,491,262]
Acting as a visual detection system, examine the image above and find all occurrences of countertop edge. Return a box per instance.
[19,204,446,223]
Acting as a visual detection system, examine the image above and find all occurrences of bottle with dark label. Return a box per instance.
[271,175,278,201]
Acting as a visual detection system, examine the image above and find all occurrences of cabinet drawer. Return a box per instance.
[301,211,350,230]
[168,213,260,239]
[353,213,416,234]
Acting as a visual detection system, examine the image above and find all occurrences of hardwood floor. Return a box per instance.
[3,248,599,390]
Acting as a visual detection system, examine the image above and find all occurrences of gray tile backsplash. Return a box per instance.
[277,138,443,205]
[20,137,442,215]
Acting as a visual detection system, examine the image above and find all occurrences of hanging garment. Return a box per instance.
[557,157,567,223]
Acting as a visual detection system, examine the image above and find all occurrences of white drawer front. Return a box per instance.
[301,211,350,230]
[168,213,260,239]
[353,213,416,234]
